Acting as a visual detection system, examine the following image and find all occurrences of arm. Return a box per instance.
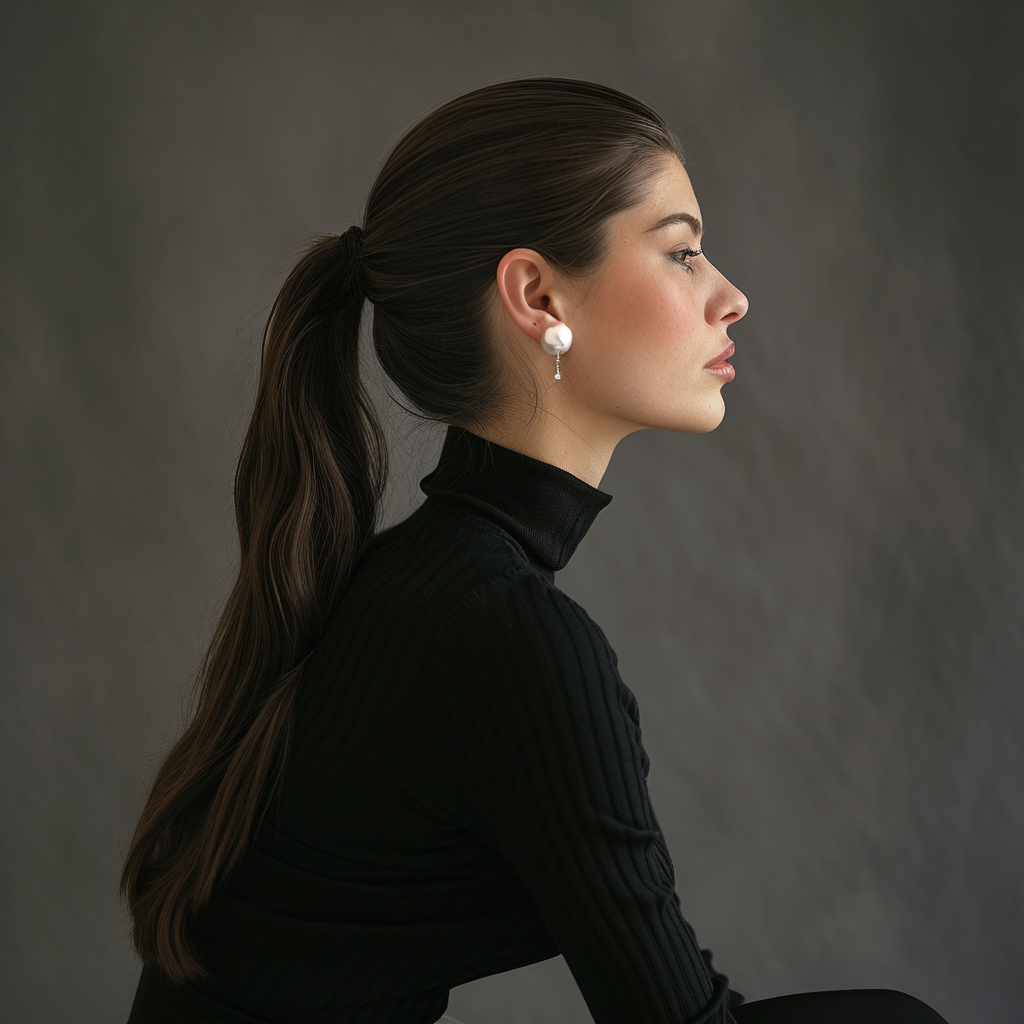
[422,569,737,1024]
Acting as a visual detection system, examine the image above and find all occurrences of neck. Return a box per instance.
[467,405,637,489]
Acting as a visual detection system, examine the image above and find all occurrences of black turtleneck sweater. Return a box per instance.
[129,424,741,1024]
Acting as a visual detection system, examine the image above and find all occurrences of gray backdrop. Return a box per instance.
[2,2,1021,1022]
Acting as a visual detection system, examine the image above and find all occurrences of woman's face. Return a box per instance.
[559,152,748,437]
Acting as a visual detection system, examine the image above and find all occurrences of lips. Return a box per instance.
[704,341,735,368]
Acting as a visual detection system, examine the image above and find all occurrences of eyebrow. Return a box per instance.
[645,212,702,236]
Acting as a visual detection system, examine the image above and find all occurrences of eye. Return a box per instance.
[671,247,702,273]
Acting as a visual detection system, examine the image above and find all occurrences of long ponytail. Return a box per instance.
[119,228,388,982]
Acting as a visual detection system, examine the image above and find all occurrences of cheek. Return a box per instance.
[587,270,703,369]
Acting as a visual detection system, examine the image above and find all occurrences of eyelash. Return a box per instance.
[671,247,702,273]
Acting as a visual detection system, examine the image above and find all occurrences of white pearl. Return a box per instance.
[541,322,573,356]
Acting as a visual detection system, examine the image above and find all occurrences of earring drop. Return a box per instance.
[540,323,573,380]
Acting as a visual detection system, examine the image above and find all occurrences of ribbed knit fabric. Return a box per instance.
[128,424,741,1024]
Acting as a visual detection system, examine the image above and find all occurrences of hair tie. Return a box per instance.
[337,225,367,297]
[339,224,363,253]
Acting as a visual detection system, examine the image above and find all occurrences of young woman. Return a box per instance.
[121,78,947,1024]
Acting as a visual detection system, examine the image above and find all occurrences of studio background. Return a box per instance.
[2,3,1021,1022]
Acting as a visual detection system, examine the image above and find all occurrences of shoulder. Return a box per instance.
[352,499,549,618]
[433,564,613,658]
[418,565,652,805]
[425,566,635,723]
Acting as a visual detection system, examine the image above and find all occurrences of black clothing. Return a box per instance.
[130,423,743,1023]
[730,989,950,1023]
[129,972,951,1024]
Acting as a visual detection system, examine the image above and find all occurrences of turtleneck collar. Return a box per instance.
[419,425,613,578]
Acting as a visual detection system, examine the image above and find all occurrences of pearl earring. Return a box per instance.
[540,323,573,380]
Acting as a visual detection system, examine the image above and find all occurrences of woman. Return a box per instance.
[121,78,947,1023]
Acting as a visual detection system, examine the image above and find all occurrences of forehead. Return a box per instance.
[645,154,697,209]
[612,153,701,236]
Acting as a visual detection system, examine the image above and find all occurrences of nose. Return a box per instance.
[705,263,748,326]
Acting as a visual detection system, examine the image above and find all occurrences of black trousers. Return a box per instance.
[130,962,950,1023]
[731,988,949,1023]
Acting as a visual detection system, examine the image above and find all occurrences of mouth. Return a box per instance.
[704,341,735,369]
[704,340,736,382]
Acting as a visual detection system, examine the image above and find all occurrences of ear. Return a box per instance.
[494,248,570,342]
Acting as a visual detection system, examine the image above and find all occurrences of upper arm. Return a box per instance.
[420,570,729,1023]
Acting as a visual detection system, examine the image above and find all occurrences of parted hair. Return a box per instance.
[119,76,681,983]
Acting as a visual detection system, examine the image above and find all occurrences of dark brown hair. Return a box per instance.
[119,76,681,983]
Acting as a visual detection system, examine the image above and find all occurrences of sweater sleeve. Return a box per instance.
[420,568,737,1024]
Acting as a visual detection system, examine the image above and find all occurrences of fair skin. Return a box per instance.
[476,151,748,488]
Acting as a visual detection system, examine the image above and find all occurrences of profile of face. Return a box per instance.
[494,152,748,444]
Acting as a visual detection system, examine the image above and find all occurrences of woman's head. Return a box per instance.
[359,77,744,440]
[490,150,748,450]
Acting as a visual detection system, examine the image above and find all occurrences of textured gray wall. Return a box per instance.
[2,3,1021,1022]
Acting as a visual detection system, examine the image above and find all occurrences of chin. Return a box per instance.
[698,406,727,432]
[664,397,726,434]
